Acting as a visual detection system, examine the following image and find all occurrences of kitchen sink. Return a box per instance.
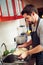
[2,54,30,65]
[3,54,16,63]
[3,60,28,65]
[3,62,29,65]
[1,54,28,65]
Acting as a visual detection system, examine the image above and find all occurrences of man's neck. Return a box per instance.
[34,15,39,26]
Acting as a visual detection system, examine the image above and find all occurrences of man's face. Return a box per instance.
[23,13,34,24]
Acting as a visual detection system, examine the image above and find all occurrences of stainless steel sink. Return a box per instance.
[3,62,15,65]
[3,60,28,65]
[2,54,27,65]
[2,54,30,65]
[3,54,16,63]
[3,61,28,65]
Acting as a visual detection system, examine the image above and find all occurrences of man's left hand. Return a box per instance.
[18,51,29,59]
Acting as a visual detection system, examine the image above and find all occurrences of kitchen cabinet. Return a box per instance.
[1,15,23,22]
[0,0,24,22]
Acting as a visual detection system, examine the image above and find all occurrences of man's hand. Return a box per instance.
[17,39,32,48]
[17,43,27,48]
[18,51,29,59]
[17,45,23,48]
[17,45,24,48]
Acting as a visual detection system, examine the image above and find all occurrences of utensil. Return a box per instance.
[14,34,27,44]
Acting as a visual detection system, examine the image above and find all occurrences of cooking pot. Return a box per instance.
[14,33,27,44]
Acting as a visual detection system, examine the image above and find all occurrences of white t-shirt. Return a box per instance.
[37,19,43,47]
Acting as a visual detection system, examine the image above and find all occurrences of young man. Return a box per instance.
[18,4,43,65]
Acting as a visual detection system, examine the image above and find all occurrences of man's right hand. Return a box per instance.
[17,39,32,48]
[17,45,24,48]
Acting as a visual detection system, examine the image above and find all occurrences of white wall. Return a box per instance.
[0,18,26,54]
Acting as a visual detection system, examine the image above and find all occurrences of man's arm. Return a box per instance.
[18,45,43,59]
[18,36,32,48]
[27,45,43,55]
[18,39,32,48]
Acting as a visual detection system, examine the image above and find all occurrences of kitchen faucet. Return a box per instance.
[1,43,9,56]
[1,43,7,51]
[0,43,7,65]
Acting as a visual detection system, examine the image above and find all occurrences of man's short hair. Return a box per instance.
[21,4,38,15]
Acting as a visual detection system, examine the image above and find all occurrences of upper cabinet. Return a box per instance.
[0,0,24,21]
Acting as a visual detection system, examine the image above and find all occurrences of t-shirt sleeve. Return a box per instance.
[27,35,32,42]
[38,19,43,47]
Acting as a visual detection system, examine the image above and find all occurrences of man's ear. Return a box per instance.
[31,12,35,16]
